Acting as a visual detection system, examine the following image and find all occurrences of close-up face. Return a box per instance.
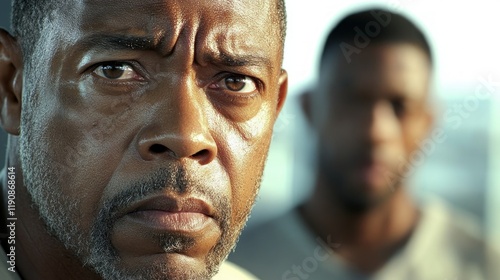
[17,0,287,279]
[313,43,432,209]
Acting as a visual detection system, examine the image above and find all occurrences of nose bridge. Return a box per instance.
[137,72,217,164]
[368,100,399,143]
[170,74,210,141]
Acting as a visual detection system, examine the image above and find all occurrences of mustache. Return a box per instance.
[94,166,229,234]
[104,166,188,220]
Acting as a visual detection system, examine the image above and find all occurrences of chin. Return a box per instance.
[123,253,213,279]
[89,252,218,280]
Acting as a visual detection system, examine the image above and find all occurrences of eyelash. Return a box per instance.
[211,73,261,90]
[90,61,145,79]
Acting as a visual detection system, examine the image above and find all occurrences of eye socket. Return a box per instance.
[209,75,258,94]
[93,62,142,81]
[390,98,406,117]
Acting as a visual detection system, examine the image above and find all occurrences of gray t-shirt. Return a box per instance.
[230,199,500,280]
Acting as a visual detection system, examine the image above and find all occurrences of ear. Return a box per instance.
[0,29,23,136]
[275,69,288,116]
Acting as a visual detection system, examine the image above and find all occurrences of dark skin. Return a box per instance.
[0,0,287,279]
[302,43,433,274]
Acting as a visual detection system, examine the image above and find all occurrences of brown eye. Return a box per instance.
[209,75,257,93]
[225,76,247,91]
[94,62,139,80]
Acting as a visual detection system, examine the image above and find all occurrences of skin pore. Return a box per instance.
[301,43,433,273]
[0,0,288,279]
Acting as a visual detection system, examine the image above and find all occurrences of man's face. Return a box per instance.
[19,0,287,279]
[313,43,432,210]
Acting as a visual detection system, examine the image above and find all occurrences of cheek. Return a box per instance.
[212,106,274,214]
[32,94,134,228]
[317,113,353,153]
[402,115,430,154]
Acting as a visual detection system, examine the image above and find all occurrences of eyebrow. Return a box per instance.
[78,34,159,51]
[202,51,274,70]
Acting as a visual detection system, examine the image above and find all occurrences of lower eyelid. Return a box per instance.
[88,74,147,90]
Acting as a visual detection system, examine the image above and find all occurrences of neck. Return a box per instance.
[0,137,100,280]
[301,171,420,273]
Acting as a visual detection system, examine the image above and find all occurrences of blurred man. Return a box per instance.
[0,0,288,279]
[231,9,498,280]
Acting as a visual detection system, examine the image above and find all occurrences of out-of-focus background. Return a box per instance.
[0,0,498,243]
[249,0,500,247]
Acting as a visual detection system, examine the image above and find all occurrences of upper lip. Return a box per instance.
[125,194,214,218]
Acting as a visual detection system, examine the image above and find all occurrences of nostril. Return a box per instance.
[149,144,168,154]
[192,149,210,159]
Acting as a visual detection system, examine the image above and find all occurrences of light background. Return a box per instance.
[282,0,500,95]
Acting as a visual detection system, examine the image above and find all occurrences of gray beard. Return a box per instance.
[19,116,263,279]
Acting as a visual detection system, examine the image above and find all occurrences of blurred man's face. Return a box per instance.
[18,0,287,279]
[313,43,432,210]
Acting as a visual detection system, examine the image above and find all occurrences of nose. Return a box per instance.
[136,76,217,165]
[366,100,400,145]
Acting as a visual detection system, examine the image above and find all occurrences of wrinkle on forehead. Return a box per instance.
[74,0,278,63]
[199,27,273,67]
[78,0,182,46]
[194,0,277,68]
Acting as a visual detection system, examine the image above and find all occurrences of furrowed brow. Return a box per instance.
[203,51,274,70]
[79,34,158,51]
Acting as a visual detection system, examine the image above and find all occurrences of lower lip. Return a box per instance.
[125,211,212,233]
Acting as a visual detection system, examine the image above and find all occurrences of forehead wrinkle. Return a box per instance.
[77,34,156,51]
[78,0,185,53]
[191,0,279,69]
[198,25,276,71]
[77,0,279,65]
